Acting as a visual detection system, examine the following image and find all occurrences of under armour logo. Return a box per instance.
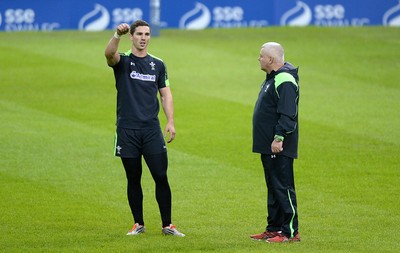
[271,154,276,158]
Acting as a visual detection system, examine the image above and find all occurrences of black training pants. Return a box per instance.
[121,152,172,227]
[261,154,298,238]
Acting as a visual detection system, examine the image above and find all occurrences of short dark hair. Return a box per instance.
[130,20,150,35]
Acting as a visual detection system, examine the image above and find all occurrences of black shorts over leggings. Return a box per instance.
[114,127,166,158]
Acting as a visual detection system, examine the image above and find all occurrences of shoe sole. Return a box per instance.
[250,237,268,241]
[266,239,300,243]
[127,227,146,235]
[162,232,185,237]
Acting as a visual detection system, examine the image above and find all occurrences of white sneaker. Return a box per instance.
[162,224,185,237]
[127,223,146,235]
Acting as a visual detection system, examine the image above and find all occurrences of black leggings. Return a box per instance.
[121,152,172,227]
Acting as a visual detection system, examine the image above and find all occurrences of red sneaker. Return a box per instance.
[290,232,300,242]
[266,233,289,243]
[250,231,280,240]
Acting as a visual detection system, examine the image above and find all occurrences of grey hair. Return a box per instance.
[261,42,284,64]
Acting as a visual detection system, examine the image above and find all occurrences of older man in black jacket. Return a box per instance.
[250,42,300,243]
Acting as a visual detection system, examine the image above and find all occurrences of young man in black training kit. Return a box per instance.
[251,42,300,243]
[104,20,184,237]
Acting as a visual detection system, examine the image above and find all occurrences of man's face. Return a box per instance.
[258,48,269,73]
[130,26,151,51]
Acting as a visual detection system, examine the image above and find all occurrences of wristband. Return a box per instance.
[274,135,284,142]
[113,32,121,39]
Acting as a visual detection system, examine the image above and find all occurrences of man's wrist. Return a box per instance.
[274,135,284,142]
[113,32,121,39]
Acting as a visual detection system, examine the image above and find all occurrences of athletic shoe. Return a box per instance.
[162,224,185,237]
[290,232,300,242]
[266,232,289,243]
[250,231,280,240]
[127,223,146,235]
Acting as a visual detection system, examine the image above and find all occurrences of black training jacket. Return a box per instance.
[252,62,299,158]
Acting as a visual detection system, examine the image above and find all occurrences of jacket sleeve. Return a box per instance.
[275,81,299,137]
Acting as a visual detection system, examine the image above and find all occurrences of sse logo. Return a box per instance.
[79,4,143,31]
[281,1,369,27]
[383,1,400,26]
[179,2,267,29]
[5,9,35,25]
[2,8,59,31]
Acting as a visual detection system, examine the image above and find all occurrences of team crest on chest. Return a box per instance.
[149,62,156,70]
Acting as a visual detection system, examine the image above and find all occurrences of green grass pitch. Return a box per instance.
[0,27,399,252]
